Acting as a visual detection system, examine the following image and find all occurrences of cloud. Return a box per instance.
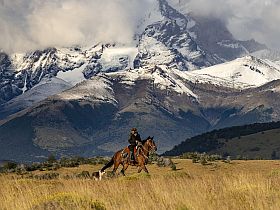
[185,0,280,49]
[0,0,158,53]
[1,0,279,53]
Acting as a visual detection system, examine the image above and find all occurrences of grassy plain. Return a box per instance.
[1,159,280,210]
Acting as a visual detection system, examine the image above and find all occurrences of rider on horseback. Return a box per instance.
[128,128,142,161]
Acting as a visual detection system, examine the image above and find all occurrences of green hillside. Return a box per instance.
[164,121,280,159]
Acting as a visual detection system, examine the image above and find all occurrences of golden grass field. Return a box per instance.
[1,159,280,210]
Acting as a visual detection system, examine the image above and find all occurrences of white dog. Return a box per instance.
[92,170,106,181]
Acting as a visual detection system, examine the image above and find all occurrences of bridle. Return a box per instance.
[139,139,157,159]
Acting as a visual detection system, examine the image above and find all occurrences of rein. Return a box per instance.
[138,140,155,160]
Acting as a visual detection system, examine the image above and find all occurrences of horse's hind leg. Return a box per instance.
[120,163,129,176]
[138,164,149,173]
[142,165,149,173]
[112,161,120,175]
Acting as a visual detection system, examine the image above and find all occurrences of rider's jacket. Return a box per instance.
[128,133,141,146]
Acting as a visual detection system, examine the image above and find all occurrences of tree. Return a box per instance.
[271,151,278,160]
[47,154,57,163]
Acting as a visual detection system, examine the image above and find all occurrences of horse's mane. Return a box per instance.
[142,136,153,144]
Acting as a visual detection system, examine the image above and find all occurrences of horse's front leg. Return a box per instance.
[138,157,149,173]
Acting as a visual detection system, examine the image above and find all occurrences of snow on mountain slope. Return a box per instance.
[110,65,197,97]
[56,63,87,85]
[56,65,198,103]
[262,59,280,71]
[56,55,280,103]
[3,55,277,122]
[188,56,280,88]
[0,77,72,120]
[137,36,177,67]
[8,46,102,93]
[57,76,117,105]
[11,46,98,74]
[100,47,138,71]
[117,55,280,94]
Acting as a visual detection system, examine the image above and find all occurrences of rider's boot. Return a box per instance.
[129,146,135,162]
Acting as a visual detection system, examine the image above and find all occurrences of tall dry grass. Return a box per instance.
[1,160,280,210]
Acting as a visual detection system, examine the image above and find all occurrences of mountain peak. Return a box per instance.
[189,56,280,88]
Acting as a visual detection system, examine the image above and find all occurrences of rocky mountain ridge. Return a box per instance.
[1,56,280,162]
[0,0,269,107]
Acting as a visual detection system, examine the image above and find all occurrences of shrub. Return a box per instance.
[171,163,177,171]
[3,162,17,172]
[157,157,174,167]
[76,171,91,179]
[26,163,40,172]
[34,172,60,180]
[200,157,208,165]
[148,153,159,164]
[31,193,106,210]
[222,156,231,164]
[180,152,222,165]
[47,154,57,163]
[15,164,27,175]
[236,155,248,160]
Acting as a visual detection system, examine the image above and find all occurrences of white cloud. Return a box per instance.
[0,0,158,53]
[1,0,279,53]
[184,0,280,49]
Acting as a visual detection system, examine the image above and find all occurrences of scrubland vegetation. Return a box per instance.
[1,158,280,210]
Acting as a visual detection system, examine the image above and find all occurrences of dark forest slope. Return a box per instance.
[164,121,280,159]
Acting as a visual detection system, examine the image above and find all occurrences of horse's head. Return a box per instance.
[144,136,157,153]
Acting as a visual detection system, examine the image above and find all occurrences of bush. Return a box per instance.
[47,154,57,163]
[171,163,177,171]
[180,152,222,165]
[15,164,27,175]
[157,157,174,167]
[236,155,248,160]
[148,153,159,164]
[1,156,111,174]
[26,163,41,171]
[2,162,17,172]
[222,156,231,164]
[33,172,60,180]
[31,193,106,210]
[200,157,208,165]
[76,171,91,179]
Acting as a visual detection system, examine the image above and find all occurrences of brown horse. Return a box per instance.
[100,136,157,175]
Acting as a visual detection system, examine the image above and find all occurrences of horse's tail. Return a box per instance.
[101,157,114,172]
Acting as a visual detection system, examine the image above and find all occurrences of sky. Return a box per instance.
[0,0,279,53]
[0,0,157,53]
[186,0,280,50]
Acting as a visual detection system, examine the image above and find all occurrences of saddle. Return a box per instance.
[121,146,141,161]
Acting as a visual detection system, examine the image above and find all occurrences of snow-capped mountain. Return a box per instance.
[2,55,279,121]
[0,0,268,107]
[188,56,280,88]
[0,77,72,121]
[252,49,280,66]
[1,0,280,162]
[1,55,280,162]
